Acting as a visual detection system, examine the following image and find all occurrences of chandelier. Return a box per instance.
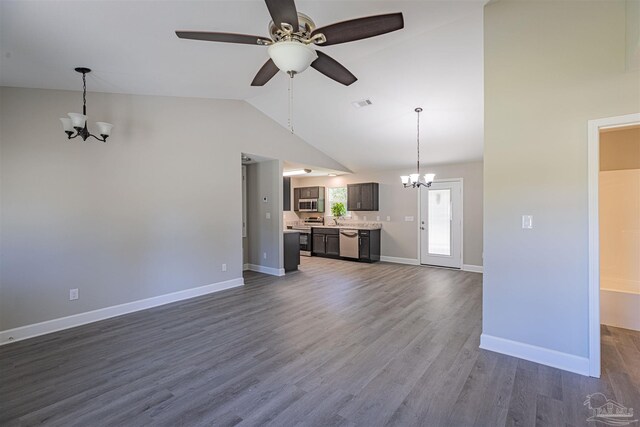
[59,68,113,142]
[401,107,435,188]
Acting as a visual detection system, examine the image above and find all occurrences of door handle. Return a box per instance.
[420,227,425,230]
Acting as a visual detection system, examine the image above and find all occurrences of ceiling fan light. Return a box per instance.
[424,173,436,184]
[400,175,410,185]
[268,41,318,74]
[68,112,87,129]
[60,117,73,132]
[409,174,420,184]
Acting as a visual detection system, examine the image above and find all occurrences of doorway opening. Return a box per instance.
[419,179,463,268]
[587,113,640,378]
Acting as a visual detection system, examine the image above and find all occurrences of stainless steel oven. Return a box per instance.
[298,199,318,212]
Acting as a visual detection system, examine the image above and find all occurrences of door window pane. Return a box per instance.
[428,189,451,255]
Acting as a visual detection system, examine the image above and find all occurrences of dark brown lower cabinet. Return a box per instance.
[359,229,380,262]
[312,227,380,262]
[312,233,326,255]
[326,235,340,256]
[284,231,300,272]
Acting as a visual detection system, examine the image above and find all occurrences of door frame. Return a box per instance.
[417,178,464,268]
[587,112,640,378]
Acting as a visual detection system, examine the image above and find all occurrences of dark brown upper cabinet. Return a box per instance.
[299,186,323,199]
[283,177,291,211]
[347,183,379,211]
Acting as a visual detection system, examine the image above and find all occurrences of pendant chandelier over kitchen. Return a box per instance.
[59,68,113,142]
[401,107,435,188]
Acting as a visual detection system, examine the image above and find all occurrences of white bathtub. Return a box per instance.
[601,283,640,331]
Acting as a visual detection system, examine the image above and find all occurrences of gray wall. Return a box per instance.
[292,161,483,266]
[0,86,346,330]
[246,160,282,269]
[483,0,640,358]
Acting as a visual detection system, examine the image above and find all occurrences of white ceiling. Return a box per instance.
[0,0,485,172]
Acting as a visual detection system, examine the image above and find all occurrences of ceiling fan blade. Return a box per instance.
[176,31,271,46]
[251,59,280,86]
[311,13,404,46]
[265,0,299,31]
[311,51,357,86]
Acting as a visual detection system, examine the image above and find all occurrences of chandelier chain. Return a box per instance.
[416,108,420,176]
[82,72,87,110]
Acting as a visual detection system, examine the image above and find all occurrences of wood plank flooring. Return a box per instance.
[1,257,638,426]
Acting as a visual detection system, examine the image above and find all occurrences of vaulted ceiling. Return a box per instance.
[0,0,485,172]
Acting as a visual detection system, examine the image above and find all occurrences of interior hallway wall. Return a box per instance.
[483,0,640,368]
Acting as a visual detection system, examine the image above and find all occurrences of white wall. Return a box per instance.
[483,0,640,369]
[291,161,483,266]
[246,160,283,271]
[0,86,346,332]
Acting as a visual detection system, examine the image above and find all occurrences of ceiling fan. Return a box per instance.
[176,0,404,87]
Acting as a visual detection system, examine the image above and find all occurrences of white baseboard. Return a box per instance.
[243,263,249,271]
[0,277,244,346]
[380,256,419,265]
[247,264,285,276]
[480,333,589,376]
[463,264,484,273]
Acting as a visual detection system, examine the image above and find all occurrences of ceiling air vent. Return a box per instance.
[351,99,373,108]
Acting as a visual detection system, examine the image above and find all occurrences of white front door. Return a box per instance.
[420,180,462,268]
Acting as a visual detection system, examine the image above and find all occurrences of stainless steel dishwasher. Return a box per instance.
[339,229,359,259]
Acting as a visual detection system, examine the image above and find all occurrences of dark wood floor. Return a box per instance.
[1,258,638,426]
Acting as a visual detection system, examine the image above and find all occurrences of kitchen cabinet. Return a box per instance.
[347,183,379,211]
[283,177,291,211]
[284,231,300,272]
[312,233,326,254]
[299,186,323,199]
[293,188,300,210]
[326,235,340,256]
[311,227,339,256]
[358,229,381,262]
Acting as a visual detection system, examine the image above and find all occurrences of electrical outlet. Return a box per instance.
[263,252,267,260]
[522,215,533,229]
[69,288,79,301]
[266,212,271,219]
[222,263,227,272]
[387,216,391,221]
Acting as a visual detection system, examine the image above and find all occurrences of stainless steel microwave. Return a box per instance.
[298,199,318,212]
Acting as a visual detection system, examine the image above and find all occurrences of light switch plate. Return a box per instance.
[266,212,271,219]
[522,215,533,229]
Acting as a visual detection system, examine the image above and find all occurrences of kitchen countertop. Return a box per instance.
[311,224,382,231]
[283,229,301,234]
